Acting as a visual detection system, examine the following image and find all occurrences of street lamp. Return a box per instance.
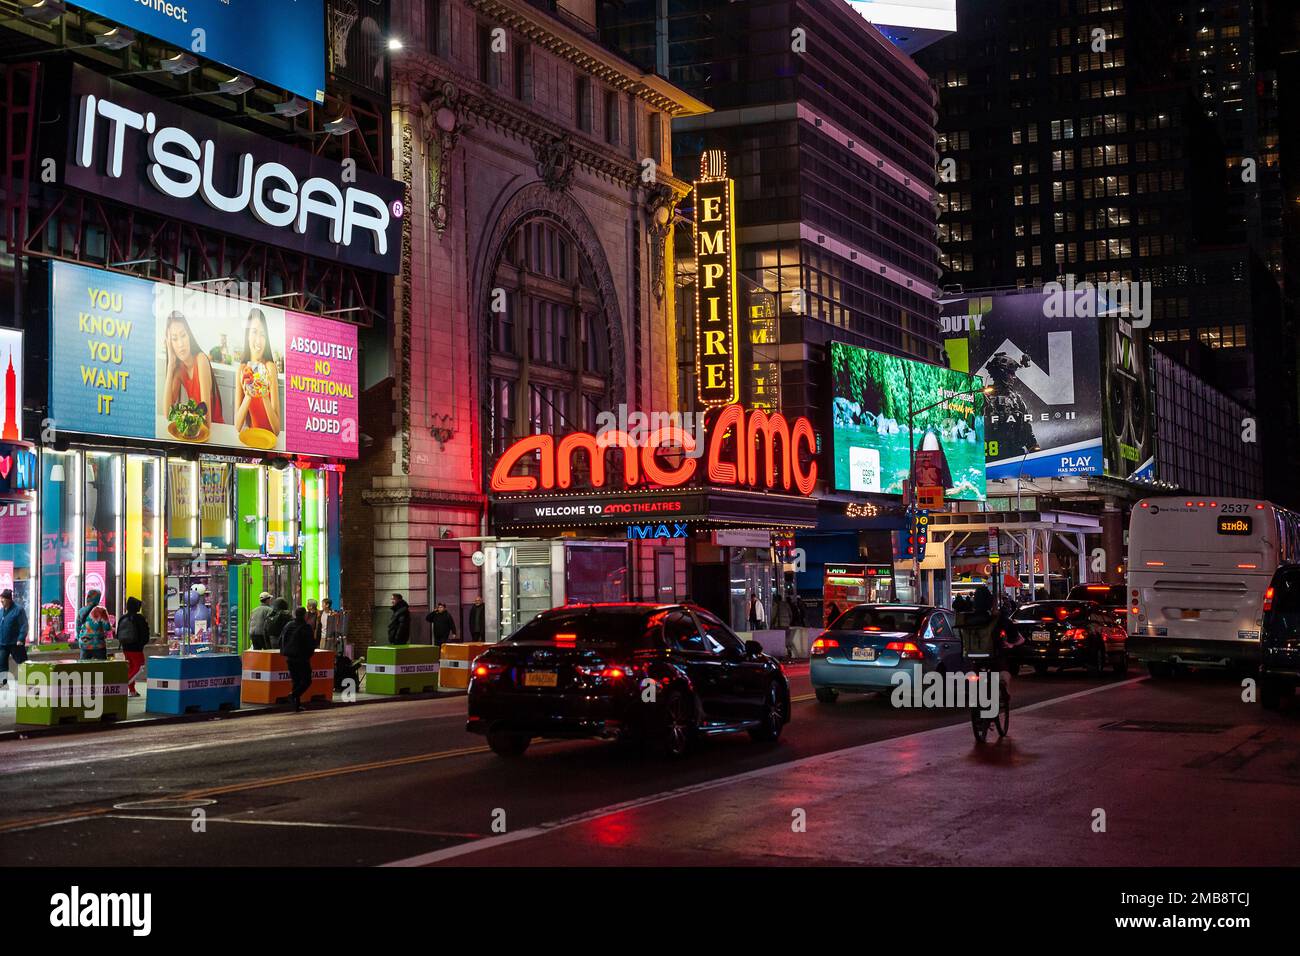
[1015,442,1040,511]
[902,364,994,602]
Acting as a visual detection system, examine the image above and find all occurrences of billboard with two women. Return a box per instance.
[49,261,358,459]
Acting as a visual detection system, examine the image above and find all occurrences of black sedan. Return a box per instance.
[1009,600,1128,676]
[466,603,791,757]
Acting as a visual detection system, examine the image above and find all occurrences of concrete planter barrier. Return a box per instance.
[240,649,333,705]
[16,660,129,726]
[146,654,242,715]
[439,642,489,691]
[365,644,439,695]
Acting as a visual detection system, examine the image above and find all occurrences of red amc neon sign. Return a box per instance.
[490,405,818,496]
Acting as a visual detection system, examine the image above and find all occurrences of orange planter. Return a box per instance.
[241,649,334,705]
[438,642,489,691]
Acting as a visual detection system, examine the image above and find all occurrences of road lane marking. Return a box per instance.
[109,814,485,839]
[381,676,1143,867]
[0,743,490,835]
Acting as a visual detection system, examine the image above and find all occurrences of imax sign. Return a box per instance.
[627,522,689,539]
[66,67,402,274]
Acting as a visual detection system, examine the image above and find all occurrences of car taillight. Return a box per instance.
[1264,586,1274,613]
[1065,628,1089,642]
[575,664,629,680]
[811,637,839,655]
[472,661,505,679]
[885,640,924,660]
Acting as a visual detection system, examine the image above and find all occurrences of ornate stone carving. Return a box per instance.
[534,136,575,191]
[419,81,463,237]
[643,182,676,304]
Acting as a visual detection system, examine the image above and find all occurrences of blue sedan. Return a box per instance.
[810,604,962,703]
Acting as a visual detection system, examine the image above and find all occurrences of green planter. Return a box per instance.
[365,645,439,695]
[16,660,129,726]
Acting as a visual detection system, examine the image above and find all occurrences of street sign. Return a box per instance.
[917,485,944,509]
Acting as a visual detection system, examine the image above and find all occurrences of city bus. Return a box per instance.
[1126,497,1300,675]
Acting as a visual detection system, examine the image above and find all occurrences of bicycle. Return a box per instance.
[954,612,1012,744]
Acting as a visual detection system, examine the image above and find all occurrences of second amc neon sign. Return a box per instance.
[490,405,817,496]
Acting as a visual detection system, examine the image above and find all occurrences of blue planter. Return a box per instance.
[145,654,242,715]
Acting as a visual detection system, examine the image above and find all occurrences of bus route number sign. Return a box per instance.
[1217,515,1253,536]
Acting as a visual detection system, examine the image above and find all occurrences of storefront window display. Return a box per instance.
[26,448,340,655]
[84,451,122,624]
[40,450,78,646]
[565,545,628,604]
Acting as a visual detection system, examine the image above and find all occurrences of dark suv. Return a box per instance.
[466,603,790,757]
[1260,563,1300,709]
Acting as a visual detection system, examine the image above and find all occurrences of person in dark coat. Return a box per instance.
[0,589,29,685]
[825,601,842,627]
[118,596,151,697]
[266,598,292,645]
[279,606,317,712]
[468,596,485,643]
[388,594,410,645]
[425,602,457,646]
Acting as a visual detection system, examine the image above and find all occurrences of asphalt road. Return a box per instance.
[2,664,1287,866]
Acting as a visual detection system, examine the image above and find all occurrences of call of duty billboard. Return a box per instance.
[940,288,1153,481]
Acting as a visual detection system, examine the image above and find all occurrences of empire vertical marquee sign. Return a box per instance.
[693,150,741,408]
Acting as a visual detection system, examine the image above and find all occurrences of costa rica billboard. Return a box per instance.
[49,261,359,459]
[72,0,326,104]
[829,342,986,501]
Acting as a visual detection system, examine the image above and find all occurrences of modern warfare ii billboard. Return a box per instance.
[940,288,1153,481]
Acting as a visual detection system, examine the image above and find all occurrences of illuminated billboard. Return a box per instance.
[73,0,326,104]
[50,261,359,459]
[830,342,986,501]
[940,288,1153,480]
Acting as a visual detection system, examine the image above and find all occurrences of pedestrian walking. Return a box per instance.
[825,601,842,626]
[248,591,274,649]
[79,605,112,661]
[388,593,410,645]
[75,589,102,640]
[0,589,29,685]
[426,601,457,646]
[468,596,485,643]
[305,598,321,646]
[118,596,150,697]
[788,594,806,627]
[748,591,766,630]
[279,607,317,712]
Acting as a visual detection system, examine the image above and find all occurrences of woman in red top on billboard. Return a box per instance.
[162,311,223,436]
[234,308,282,448]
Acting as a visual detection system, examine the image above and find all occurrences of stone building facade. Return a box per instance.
[341,0,708,645]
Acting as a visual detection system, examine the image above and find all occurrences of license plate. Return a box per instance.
[1032,630,1051,643]
[524,670,558,687]
[851,646,876,661]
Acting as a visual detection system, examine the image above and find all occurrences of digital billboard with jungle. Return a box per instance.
[830,342,986,501]
[49,262,359,459]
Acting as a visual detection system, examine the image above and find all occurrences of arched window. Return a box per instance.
[487,216,614,460]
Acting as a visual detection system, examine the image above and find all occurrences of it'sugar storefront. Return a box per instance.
[12,64,401,658]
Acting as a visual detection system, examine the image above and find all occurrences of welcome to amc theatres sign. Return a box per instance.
[65,66,403,274]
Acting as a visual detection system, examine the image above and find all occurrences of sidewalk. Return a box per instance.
[0,684,463,741]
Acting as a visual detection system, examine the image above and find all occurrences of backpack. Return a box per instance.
[267,610,291,641]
